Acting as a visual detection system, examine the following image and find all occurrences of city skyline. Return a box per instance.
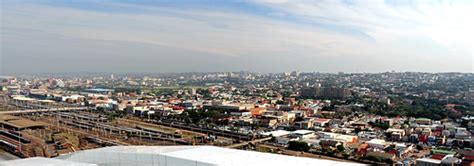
[1,0,473,74]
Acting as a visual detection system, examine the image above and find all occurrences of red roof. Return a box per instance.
[431,154,445,160]
[171,106,184,110]
[314,118,331,123]
[464,155,474,161]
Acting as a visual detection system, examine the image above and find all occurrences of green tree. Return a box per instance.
[336,144,345,153]
[288,141,310,152]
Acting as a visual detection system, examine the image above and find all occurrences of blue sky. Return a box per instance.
[1,0,473,73]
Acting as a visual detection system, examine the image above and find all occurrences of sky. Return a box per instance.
[1,0,473,74]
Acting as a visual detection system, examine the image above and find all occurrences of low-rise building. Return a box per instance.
[367,139,387,149]
[314,118,331,127]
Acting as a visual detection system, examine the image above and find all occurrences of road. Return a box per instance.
[0,107,90,114]
[226,137,272,148]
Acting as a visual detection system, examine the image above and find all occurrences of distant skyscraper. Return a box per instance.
[191,88,197,96]
[53,79,65,88]
[290,71,299,77]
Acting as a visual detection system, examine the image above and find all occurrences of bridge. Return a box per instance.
[0,107,91,114]
[225,136,273,148]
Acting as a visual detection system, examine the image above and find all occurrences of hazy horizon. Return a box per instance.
[2,70,474,77]
[1,0,473,74]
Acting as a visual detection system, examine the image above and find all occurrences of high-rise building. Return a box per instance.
[290,71,300,77]
[190,88,197,96]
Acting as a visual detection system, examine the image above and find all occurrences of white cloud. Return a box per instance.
[2,3,376,57]
[1,0,472,73]
[252,0,474,48]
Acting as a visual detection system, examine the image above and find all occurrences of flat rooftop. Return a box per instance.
[0,116,47,130]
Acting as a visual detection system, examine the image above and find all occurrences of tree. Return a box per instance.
[336,144,345,153]
[354,128,362,134]
[276,100,285,105]
[416,144,424,151]
[288,141,310,152]
[385,158,394,165]
[385,132,392,139]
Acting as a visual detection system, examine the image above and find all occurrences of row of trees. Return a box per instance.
[350,95,470,120]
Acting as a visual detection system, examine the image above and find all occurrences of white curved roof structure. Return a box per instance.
[0,157,96,166]
[2,146,366,166]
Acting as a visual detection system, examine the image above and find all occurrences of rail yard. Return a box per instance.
[0,97,253,159]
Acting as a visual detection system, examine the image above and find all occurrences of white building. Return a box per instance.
[367,139,387,149]
[291,130,316,139]
[318,132,358,143]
